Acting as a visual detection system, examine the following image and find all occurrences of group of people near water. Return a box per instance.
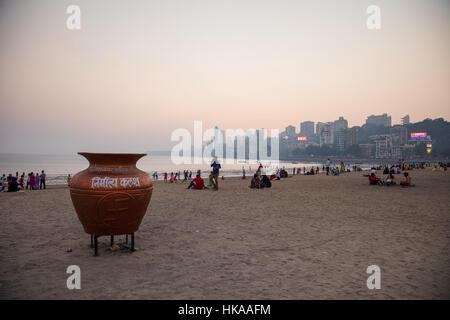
[1,171,47,192]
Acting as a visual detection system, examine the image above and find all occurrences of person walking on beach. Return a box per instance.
[210,158,221,190]
[164,172,168,182]
[242,166,246,179]
[326,158,331,175]
[67,174,71,187]
[40,170,46,189]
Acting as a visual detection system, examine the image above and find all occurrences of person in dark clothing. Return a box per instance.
[260,175,272,188]
[40,170,46,189]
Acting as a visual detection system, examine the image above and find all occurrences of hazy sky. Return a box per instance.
[0,0,449,153]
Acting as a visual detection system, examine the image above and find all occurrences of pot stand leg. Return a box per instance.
[90,235,94,248]
[125,234,129,245]
[110,235,114,247]
[131,233,135,252]
[94,235,98,256]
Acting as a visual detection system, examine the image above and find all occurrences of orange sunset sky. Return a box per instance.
[0,0,449,153]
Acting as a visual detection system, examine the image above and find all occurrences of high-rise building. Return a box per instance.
[401,115,410,125]
[316,122,326,138]
[300,121,314,137]
[366,113,392,127]
[285,125,296,138]
[390,125,408,145]
[319,122,334,146]
[333,117,348,151]
[345,127,358,149]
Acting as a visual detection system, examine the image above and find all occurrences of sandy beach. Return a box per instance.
[0,169,449,299]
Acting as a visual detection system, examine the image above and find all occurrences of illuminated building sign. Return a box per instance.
[411,132,427,138]
[297,136,307,141]
[282,135,289,140]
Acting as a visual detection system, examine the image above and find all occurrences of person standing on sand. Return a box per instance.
[242,166,246,179]
[164,172,168,182]
[34,173,40,190]
[40,170,46,189]
[30,172,35,190]
[67,174,71,187]
[19,174,24,189]
[326,158,331,175]
[1,174,6,191]
[210,158,221,190]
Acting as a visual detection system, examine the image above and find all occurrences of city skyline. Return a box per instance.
[1,0,449,154]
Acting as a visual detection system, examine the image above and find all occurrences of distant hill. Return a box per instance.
[405,118,450,156]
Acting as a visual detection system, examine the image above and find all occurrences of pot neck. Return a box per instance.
[79,152,146,168]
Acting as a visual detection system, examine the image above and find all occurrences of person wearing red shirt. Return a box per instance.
[187,174,204,190]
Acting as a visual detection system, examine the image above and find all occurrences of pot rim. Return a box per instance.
[78,152,148,167]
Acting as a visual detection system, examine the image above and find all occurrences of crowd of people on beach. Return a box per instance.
[1,159,447,193]
[366,161,448,187]
[1,171,47,192]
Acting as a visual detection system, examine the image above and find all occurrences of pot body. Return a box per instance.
[70,152,153,236]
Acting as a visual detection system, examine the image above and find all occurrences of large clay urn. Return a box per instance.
[70,153,153,237]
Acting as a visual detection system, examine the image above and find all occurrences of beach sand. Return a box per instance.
[0,169,449,299]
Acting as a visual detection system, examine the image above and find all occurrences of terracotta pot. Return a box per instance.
[70,152,153,236]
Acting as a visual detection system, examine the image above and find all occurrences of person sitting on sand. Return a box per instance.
[260,174,272,188]
[187,174,204,190]
[275,169,281,180]
[400,172,412,187]
[369,173,383,185]
[7,176,19,192]
[249,174,261,189]
[385,173,396,186]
